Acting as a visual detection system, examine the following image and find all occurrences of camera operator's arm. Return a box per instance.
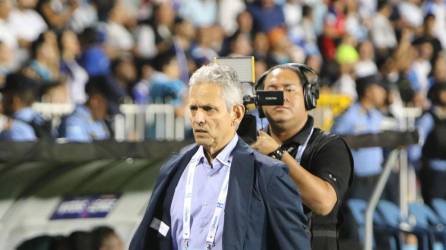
[252,131,337,215]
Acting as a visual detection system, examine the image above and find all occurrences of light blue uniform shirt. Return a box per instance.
[59,105,110,142]
[170,135,238,250]
[0,107,38,141]
[408,111,446,171]
[331,103,384,176]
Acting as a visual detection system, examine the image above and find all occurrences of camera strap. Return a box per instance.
[293,127,314,164]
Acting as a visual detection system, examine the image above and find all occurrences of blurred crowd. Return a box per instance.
[0,0,445,247]
[0,0,444,187]
[0,0,444,136]
[16,226,125,250]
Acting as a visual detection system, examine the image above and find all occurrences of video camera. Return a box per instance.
[214,57,284,143]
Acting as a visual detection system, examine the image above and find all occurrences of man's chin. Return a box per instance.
[193,137,212,147]
[267,114,290,124]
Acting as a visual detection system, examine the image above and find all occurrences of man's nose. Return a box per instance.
[193,110,206,125]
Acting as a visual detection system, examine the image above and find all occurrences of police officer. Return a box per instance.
[58,75,120,142]
[252,63,353,250]
[411,83,446,204]
[0,73,46,141]
[331,75,388,201]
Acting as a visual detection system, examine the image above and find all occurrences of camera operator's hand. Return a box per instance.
[251,131,281,155]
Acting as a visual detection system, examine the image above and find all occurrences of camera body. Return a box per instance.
[214,56,285,143]
[214,56,284,109]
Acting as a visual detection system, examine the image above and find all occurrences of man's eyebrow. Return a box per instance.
[267,82,299,87]
[189,104,217,109]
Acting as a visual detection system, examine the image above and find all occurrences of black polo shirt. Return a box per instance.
[277,116,353,228]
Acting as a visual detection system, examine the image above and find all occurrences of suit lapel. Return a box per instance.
[223,140,255,249]
[137,145,199,250]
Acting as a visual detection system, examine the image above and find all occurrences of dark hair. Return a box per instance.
[377,0,389,12]
[428,82,446,106]
[90,226,117,249]
[2,73,39,105]
[111,55,134,75]
[302,5,312,18]
[356,74,386,99]
[153,48,177,72]
[68,231,93,250]
[79,27,101,48]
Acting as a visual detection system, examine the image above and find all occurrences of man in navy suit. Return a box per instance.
[130,63,310,250]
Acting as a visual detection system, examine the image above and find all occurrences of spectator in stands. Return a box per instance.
[25,31,60,83]
[105,0,135,57]
[409,38,434,99]
[318,0,346,61]
[0,0,17,54]
[333,35,359,99]
[247,0,285,33]
[110,55,137,102]
[16,235,69,250]
[414,14,443,65]
[178,0,217,28]
[58,75,119,142]
[190,26,218,66]
[69,0,97,33]
[7,0,47,47]
[410,83,446,204]
[37,0,80,32]
[0,73,47,141]
[68,230,93,250]
[171,17,195,83]
[78,26,110,76]
[227,32,252,57]
[252,32,270,59]
[59,29,88,104]
[331,74,387,200]
[150,2,176,55]
[371,1,397,63]
[354,40,378,78]
[292,4,318,56]
[266,27,304,66]
[221,10,253,56]
[426,0,446,49]
[431,52,446,86]
[91,226,124,250]
[136,50,187,117]
[130,63,310,250]
[0,41,15,85]
[344,0,367,42]
[398,0,423,30]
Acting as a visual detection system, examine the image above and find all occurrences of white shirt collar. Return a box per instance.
[190,135,239,168]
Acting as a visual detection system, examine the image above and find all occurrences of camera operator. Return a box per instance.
[252,63,353,250]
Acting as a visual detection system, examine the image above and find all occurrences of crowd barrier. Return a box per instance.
[32,103,187,141]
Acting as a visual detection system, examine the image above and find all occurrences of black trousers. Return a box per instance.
[420,166,446,205]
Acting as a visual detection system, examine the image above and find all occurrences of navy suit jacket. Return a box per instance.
[130,139,311,250]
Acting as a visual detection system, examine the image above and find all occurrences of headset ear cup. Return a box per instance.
[303,84,312,110]
[304,82,319,110]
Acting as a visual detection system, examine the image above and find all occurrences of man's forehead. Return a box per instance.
[189,84,224,103]
[264,68,301,85]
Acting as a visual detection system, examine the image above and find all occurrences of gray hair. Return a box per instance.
[189,63,243,109]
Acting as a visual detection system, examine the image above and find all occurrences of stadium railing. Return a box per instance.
[32,102,187,141]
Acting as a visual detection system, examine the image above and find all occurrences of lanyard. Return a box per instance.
[183,153,231,250]
[294,127,314,164]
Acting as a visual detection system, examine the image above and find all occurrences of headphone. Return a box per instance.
[256,63,320,111]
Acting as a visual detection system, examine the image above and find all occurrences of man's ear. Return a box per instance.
[232,104,245,124]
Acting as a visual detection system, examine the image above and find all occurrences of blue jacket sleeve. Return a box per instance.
[264,164,311,250]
